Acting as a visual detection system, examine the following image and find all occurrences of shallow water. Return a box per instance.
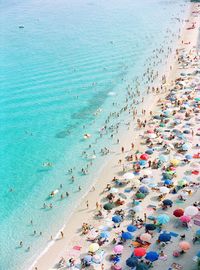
[0,0,189,269]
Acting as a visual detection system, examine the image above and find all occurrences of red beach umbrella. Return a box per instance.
[173,209,184,217]
[134,247,146,257]
[192,170,199,175]
[180,215,191,223]
[140,154,149,160]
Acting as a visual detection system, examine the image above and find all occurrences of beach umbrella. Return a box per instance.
[136,263,148,270]
[112,255,121,264]
[196,229,200,236]
[182,143,189,151]
[110,188,118,194]
[113,244,124,254]
[132,205,142,213]
[89,243,99,253]
[185,154,192,160]
[159,155,168,162]
[145,224,156,231]
[143,169,152,176]
[177,179,187,187]
[134,247,146,257]
[179,241,191,251]
[157,214,170,224]
[140,233,151,242]
[122,232,133,240]
[170,159,180,166]
[164,179,172,185]
[184,206,198,216]
[103,202,115,211]
[136,193,145,199]
[126,256,138,268]
[180,215,191,223]
[145,149,153,155]
[139,186,149,194]
[112,215,122,223]
[145,251,159,262]
[83,255,92,264]
[100,231,110,239]
[123,172,134,180]
[139,160,147,166]
[127,225,137,232]
[173,209,184,217]
[140,154,149,160]
[163,199,173,206]
[159,186,170,194]
[158,233,171,242]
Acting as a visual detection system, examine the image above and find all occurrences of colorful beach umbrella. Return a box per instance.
[145,224,156,231]
[180,215,191,223]
[89,243,99,253]
[127,225,137,232]
[145,251,159,262]
[159,186,170,194]
[113,245,123,254]
[122,232,133,240]
[103,202,115,210]
[134,247,146,257]
[140,233,151,242]
[123,172,134,180]
[112,215,122,223]
[173,209,184,217]
[100,231,110,239]
[158,233,171,242]
[140,154,149,160]
[184,206,198,216]
[157,214,170,225]
[179,241,191,251]
[136,193,145,199]
[139,186,149,194]
[162,199,173,206]
[126,256,138,268]
[136,262,148,270]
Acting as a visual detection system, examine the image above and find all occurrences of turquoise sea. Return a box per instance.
[0,0,189,269]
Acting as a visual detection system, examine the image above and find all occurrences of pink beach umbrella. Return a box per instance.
[179,241,191,251]
[140,233,152,242]
[180,215,191,223]
[113,245,124,254]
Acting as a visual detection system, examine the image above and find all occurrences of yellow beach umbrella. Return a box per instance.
[89,243,99,253]
[170,159,180,166]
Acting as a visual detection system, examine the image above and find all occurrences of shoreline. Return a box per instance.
[31,2,199,270]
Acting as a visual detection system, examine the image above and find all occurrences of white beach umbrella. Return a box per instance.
[159,187,170,194]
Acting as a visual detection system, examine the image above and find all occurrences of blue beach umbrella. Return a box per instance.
[145,149,153,155]
[112,215,122,223]
[196,229,200,236]
[197,251,200,258]
[145,251,159,262]
[163,199,173,206]
[139,186,149,194]
[127,225,137,232]
[182,143,189,151]
[139,160,147,166]
[158,233,171,242]
[157,214,170,225]
[126,256,138,268]
[100,231,110,239]
[136,262,148,270]
[159,155,168,162]
[145,224,156,231]
[185,154,192,160]
[83,255,92,264]
[164,179,172,185]
[112,255,121,264]
[122,232,133,240]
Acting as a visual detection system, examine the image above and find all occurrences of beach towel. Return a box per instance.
[73,246,82,251]
[194,219,200,226]
[170,232,179,237]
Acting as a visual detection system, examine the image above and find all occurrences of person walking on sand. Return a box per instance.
[61,231,64,238]
[121,146,124,153]
[86,200,89,208]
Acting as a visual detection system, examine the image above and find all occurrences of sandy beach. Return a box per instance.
[31,3,200,270]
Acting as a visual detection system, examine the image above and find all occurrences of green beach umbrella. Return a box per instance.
[136,193,145,199]
[103,202,115,211]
